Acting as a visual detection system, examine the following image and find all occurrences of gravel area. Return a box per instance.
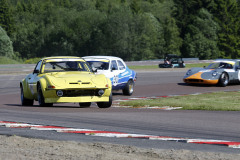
[0,135,239,160]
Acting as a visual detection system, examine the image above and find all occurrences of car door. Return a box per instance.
[116,60,129,86]
[110,60,121,88]
[28,60,42,97]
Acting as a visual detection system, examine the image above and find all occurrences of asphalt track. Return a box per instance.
[0,67,240,154]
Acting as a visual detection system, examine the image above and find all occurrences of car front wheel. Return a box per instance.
[21,86,34,106]
[38,85,53,107]
[218,72,229,87]
[123,80,134,96]
[97,93,112,108]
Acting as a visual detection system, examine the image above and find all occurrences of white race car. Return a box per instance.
[83,56,137,95]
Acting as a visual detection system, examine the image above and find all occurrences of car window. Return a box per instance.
[34,60,42,73]
[42,61,91,73]
[111,60,118,70]
[235,61,240,69]
[117,60,125,70]
[219,62,233,69]
[207,62,233,69]
[87,61,109,70]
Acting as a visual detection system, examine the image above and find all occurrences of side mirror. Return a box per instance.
[33,70,39,74]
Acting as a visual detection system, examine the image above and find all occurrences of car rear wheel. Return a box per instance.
[218,72,229,87]
[97,93,112,108]
[79,102,91,108]
[38,85,53,107]
[122,80,134,96]
[20,86,34,106]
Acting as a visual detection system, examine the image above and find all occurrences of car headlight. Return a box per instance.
[186,70,192,75]
[98,89,105,96]
[212,71,218,76]
[57,90,63,97]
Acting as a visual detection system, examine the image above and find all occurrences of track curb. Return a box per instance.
[1,120,240,149]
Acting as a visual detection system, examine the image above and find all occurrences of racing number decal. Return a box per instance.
[113,75,119,86]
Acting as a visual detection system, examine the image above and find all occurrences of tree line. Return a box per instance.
[0,0,239,61]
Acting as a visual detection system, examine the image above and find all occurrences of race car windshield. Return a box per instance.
[42,61,91,73]
[206,62,233,69]
[87,61,109,70]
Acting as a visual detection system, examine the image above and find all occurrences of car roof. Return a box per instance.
[41,56,84,61]
[213,59,240,64]
[83,56,123,61]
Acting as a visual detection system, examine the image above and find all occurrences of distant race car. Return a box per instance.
[159,54,185,68]
[20,56,112,108]
[83,56,137,96]
[183,59,240,87]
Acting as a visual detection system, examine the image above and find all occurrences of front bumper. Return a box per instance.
[42,88,111,103]
[45,96,109,103]
[184,78,218,85]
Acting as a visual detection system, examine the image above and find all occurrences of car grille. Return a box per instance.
[57,89,100,97]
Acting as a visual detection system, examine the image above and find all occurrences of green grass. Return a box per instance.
[0,56,43,65]
[24,57,42,64]
[0,56,21,64]
[128,63,210,70]
[120,91,240,111]
[185,63,210,68]
[128,65,158,69]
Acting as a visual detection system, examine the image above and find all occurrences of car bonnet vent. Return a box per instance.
[82,82,90,84]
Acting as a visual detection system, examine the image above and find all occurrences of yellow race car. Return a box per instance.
[20,56,112,108]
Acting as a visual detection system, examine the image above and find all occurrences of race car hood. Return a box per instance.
[44,72,109,89]
[185,67,210,76]
[184,67,224,80]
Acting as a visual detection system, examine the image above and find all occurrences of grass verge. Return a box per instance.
[128,63,210,70]
[119,91,240,111]
[128,65,158,69]
[0,56,20,64]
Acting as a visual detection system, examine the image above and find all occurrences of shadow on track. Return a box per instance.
[5,104,86,108]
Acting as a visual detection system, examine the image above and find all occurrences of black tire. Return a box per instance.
[122,80,134,96]
[97,93,112,108]
[79,102,91,108]
[20,86,34,106]
[218,72,229,87]
[37,85,53,107]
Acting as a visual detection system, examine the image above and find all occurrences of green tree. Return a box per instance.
[0,26,14,57]
[212,0,240,58]
[93,6,133,60]
[163,17,182,57]
[183,9,219,59]
[173,0,219,58]
[0,0,15,36]
[135,13,165,60]
[130,0,141,14]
